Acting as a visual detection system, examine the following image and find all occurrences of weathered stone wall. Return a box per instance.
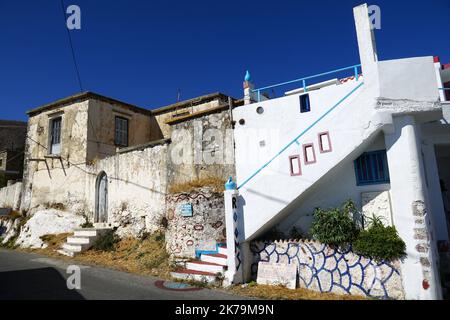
[85,142,169,238]
[0,120,27,152]
[166,188,226,258]
[167,108,235,187]
[0,181,22,210]
[251,240,405,299]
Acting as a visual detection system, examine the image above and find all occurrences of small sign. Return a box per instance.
[180,203,193,217]
[257,261,297,289]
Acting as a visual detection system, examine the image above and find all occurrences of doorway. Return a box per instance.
[95,172,108,223]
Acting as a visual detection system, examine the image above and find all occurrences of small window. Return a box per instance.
[354,150,390,186]
[289,155,302,176]
[303,143,316,165]
[300,94,310,113]
[115,116,129,147]
[318,132,332,153]
[49,116,62,155]
[0,159,3,167]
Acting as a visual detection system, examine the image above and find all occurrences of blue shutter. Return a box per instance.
[354,150,390,185]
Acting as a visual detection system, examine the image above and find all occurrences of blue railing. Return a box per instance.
[439,88,450,90]
[238,81,365,190]
[252,64,362,102]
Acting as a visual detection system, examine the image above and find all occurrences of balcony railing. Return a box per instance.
[252,64,362,102]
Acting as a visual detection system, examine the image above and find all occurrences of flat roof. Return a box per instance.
[27,92,152,117]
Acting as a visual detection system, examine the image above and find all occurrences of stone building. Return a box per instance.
[16,91,239,243]
[0,120,27,184]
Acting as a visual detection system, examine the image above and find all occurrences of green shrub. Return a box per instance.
[92,230,119,252]
[353,216,406,262]
[310,200,359,247]
[80,221,93,228]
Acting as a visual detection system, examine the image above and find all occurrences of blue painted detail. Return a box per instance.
[195,243,226,259]
[354,149,390,186]
[244,70,251,82]
[294,140,300,146]
[238,82,364,189]
[252,64,361,98]
[250,240,402,299]
[180,203,193,217]
[234,228,239,237]
[225,176,236,190]
[438,87,450,90]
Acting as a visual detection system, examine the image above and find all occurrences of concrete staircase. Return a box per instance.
[57,226,112,257]
[171,245,227,284]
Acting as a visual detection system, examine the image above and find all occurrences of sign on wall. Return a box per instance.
[180,203,193,217]
[256,261,297,289]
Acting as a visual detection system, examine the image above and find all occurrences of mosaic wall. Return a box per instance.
[251,240,405,299]
[166,188,226,258]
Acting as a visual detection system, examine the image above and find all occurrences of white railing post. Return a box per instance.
[223,177,244,285]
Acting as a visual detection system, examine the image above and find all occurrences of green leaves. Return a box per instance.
[310,200,358,247]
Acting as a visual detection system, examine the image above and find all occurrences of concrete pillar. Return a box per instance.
[385,115,442,299]
[223,177,244,285]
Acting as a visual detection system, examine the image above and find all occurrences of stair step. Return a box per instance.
[57,248,76,257]
[170,269,218,284]
[62,243,90,253]
[218,246,227,255]
[73,227,111,237]
[186,261,225,274]
[200,253,227,266]
[67,236,96,245]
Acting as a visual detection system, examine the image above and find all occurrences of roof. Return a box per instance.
[0,120,27,127]
[27,92,152,117]
[151,92,236,115]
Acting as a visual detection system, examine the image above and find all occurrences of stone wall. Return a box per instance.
[0,181,22,210]
[166,188,226,258]
[251,240,405,299]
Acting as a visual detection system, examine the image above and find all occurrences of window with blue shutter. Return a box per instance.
[115,116,129,147]
[300,94,310,113]
[354,150,390,185]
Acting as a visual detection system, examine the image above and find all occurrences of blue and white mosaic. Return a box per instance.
[251,240,404,299]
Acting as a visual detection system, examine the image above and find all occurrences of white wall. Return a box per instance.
[0,182,22,210]
[378,56,440,102]
[278,134,390,234]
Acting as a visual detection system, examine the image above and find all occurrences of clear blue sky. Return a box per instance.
[1,0,449,121]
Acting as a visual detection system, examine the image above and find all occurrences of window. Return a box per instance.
[0,159,3,168]
[354,150,390,185]
[289,155,302,176]
[318,132,332,153]
[49,117,62,155]
[115,116,129,147]
[300,94,310,113]
[303,143,316,164]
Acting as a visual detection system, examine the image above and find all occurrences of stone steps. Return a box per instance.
[58,227,112,257]
[171,243,228,285]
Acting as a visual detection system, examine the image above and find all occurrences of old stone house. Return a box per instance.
[17,91,238,245]
[0,120,27,183]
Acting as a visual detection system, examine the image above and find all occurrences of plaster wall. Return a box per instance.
[0,181,22,210]
[233,78,384,241]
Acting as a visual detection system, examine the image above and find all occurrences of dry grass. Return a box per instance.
[168,176,225,194]
[32,231,172,279]
[228,283,368,300]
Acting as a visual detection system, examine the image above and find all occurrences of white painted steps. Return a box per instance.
[171,245,228,285]
[57,227,112,257]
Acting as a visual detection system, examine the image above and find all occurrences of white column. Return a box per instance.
[385,115,442,300]
[223,178,244,285]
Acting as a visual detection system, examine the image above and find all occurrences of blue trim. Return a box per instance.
[195,243,226,259]
[238,82,365,190]
[354,150,390,186]
[438,87,450,90]
[252,64,361,102]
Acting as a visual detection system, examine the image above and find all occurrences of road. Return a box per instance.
[0,249,248,300]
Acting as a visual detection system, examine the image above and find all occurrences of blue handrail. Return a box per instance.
[439,88,450,90]
[252,64,362,102]
[238,81,365,190]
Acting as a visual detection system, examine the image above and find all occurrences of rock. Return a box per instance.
[15,209,84,249]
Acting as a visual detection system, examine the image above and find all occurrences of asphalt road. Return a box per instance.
[0,249,248,300]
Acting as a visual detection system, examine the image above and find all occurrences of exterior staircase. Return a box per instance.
[57,225,112,257]
[171,244,227,284]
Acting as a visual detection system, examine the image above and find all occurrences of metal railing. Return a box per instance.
[252,64,362,102]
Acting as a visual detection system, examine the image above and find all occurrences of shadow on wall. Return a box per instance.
[0,267,85,300]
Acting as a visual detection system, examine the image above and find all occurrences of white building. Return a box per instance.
[230,3,450,299]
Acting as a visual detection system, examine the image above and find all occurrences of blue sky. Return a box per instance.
[1,0,449,121]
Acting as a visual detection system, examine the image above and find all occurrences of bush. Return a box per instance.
[353,216,406,262]
[310,200,359,247]
[92,230,119,252]
[80,221,93,228]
